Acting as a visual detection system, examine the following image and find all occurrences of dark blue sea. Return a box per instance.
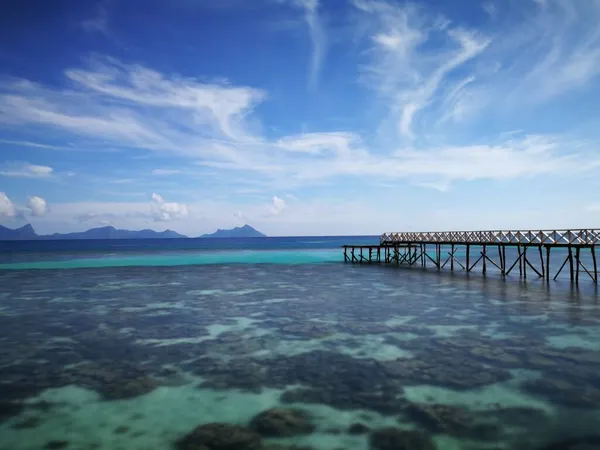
[1,237,600,450]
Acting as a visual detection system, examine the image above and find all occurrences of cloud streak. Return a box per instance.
[0,163,54,178]
[299,0,326,89]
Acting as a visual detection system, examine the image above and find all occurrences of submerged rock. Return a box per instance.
[481,406,547,427]
[68,361,158,400]
[280,322,336,338]
[280,387,407,415]
[11,416,42,429]
[380,356,512,390]
[521,378,600,409]
[249,408,315,437]
[468,346,522,366]
[369,427,436,450]
[348,423,370,434]
[0,400,24,422]
[44,441,69,450]
[537,435,600,450]
[263,445,313,450]
[402,403,471,435]
[176,423,262,450]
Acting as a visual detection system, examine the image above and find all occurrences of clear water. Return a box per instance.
[1,238,599,450]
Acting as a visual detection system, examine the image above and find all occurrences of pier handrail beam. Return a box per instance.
[380,229,600,246]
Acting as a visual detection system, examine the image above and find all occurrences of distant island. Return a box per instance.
[201,225,266,238]
[0,224,266,240]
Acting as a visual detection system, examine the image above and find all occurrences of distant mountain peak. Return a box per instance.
[201,224,266,238]
[0,223,37,240]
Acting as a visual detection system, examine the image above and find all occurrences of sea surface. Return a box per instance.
[1,236,600,450]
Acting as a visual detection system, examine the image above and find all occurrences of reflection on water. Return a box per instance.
[1,264,600,450]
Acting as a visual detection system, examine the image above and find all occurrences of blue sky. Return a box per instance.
[1,0,600,236]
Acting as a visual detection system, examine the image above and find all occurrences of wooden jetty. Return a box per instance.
[343,229,600,283]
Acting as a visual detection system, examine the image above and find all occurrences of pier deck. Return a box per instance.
[343,229,599,283]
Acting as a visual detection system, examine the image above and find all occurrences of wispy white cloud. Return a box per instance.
[275,132,361,156]
[355,0,490,139]
[81,3,109,35]
[65,56,265,142]
[152,169,182,176]
[433,0,600,123]
[482,2,498,20]
[300,0,326,89]
[281,0,326,89]
[0,139,74,150]
[0,163,54,178]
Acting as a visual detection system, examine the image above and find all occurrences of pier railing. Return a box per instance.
[380,229,600,246]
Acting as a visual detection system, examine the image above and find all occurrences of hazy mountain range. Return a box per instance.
[0,224,266,240]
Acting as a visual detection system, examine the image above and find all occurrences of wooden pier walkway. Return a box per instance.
[343,229,600,283]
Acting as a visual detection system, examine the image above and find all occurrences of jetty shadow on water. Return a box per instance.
[1,260,600,450]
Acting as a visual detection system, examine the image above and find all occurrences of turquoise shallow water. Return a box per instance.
[0,249,341,270]
[1,237,600,450]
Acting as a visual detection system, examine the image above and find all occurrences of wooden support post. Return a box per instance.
[576,247,581,284]
[554,254,570,280]
[482,251,504,273]
[436,244,441,270]
[451,244,455,271]
[483,245,487,274]
[498,245,504,275]
[546,246,551,281]
[359,247,363,264]
[523,246,528,280]
[539,246,544,279]
[503,246,507,276]
[518,246,523,278]
[592,246,598,283]
[568,246,574,281]
[507,248,523,276]
[422,244,426,268]
[466,245,470,273]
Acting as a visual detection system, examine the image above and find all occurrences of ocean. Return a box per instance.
[1,237,600,450]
